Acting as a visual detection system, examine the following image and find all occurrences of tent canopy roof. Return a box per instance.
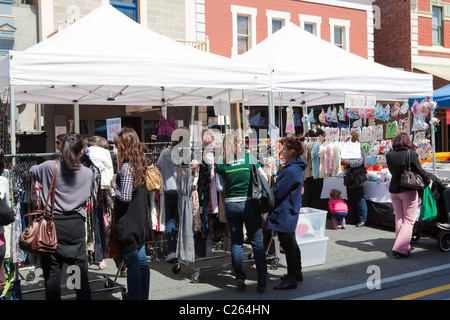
[0,4,270,106]
[235,22,433,106]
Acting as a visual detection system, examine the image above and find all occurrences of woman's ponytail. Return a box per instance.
[61,133,84,171]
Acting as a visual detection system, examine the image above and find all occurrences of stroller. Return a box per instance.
[411,175,450,252]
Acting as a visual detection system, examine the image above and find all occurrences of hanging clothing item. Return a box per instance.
[176,165,195,262]
[285,105,295,135]
[157,108,177,142]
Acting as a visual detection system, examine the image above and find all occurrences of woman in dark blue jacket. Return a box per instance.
[268,136,307,290]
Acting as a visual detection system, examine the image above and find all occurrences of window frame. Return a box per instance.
[231,5,257,58]
[266,10,291,36]
[329,18,350,51]
[110,0,138,22]
[299,14,322,37]
[432,5,443,46]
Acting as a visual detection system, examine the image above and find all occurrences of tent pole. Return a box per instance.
[74,103,80,133]
[431,120,436,176]
[10,85,16,164]
[37,104,42,131]
[268,91,275,127]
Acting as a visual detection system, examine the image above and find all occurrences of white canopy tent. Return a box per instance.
[233,22,434,124]
[0,4,272,154]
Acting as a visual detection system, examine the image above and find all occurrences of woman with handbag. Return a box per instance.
[30,133,93,300]
[215,133,267,293]
[111,127,150,300]
[267,136,307,290]
[386,132,430,258]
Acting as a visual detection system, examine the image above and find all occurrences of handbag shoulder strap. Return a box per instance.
[404,149,411,172]
[43,161,59,215]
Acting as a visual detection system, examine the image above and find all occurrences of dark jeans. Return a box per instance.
[41,213,91,300]
[277,231,302,280]
[164,192,178,253]
[347,186,368,224]
[121,245,150,300]
[225,199,267,289]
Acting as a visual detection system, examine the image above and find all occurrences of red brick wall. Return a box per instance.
[417,0,450,53]
[205,0,369,59]
[373,0,412,71]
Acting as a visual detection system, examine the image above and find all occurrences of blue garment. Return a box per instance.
[121,245,150,300]
[311,143,320,179]
[225,199,267,289]
[268,158,307,233]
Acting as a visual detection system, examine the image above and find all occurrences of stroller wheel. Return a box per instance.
[437,232,450,252]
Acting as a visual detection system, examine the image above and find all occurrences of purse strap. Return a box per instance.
[404,149,412,172]
[43,161,59,216]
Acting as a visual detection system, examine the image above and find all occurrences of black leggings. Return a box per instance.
[40,213,91,300]
[278,231,302,279]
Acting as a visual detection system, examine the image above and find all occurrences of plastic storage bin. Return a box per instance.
[296,208,327,240]
[279,236,329,268]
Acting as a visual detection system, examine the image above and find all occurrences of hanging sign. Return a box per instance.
[341,142,361,159]
[344,93,377,109]
[106,117,121,142]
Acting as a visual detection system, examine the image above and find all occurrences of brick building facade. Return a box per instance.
[374,0,449,152]
[204,0,374,60]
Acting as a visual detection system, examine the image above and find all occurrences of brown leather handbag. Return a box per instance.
[19,161,59,255]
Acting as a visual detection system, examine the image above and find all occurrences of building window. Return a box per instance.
[432,6,443,45]
[334,26,344,49]
[329,18,350,51]
[299,14,322,37]
[231,6,257,57]
[237,15,250,54]
[272,19,283,34]
[110,0,138,22]
[266,10,290,36]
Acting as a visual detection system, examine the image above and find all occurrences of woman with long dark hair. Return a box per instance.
[111,127,150,300]
[30,133,93,300]
[386,132,430,257]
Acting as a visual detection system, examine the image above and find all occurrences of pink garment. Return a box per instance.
[324,145,334,175]
[328,199,348,214]
[390,190,418,255]
[0,233,5,247]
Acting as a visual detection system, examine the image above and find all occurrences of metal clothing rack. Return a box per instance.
[3,152,126,300]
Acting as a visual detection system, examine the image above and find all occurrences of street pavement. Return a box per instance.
[16,218,450,301]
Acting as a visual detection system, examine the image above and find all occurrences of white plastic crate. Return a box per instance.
[278,236,329,268]
[296,208,327,240]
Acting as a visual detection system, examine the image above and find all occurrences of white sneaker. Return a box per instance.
[165,252,177,262]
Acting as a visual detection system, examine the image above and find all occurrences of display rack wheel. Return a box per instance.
[248,253,254,260]
[26,270,35,281]
[437,231,450,252]
[172,263,181,274]
[270,259,279,270]
[191,272,200,283]
[104,278,114,288]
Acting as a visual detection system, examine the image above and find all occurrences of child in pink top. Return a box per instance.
[329,189,348,230]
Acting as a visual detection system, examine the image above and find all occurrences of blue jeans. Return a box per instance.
[347,186,368,224]
[164,193,178,253]
[225,199,267,289]
[121,245,150,300]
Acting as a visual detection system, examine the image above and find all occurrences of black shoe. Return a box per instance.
[274,279,297,290]
[356,222,366,227]
[280,272,303,282]
[392,250,410,258]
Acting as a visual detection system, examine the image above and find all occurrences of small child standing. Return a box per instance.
[328,189,348,230]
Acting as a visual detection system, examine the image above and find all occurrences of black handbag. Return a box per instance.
[0,197,14,226]
[343,164,367,188]
[400,150,424,190]
[250,164,275,214]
